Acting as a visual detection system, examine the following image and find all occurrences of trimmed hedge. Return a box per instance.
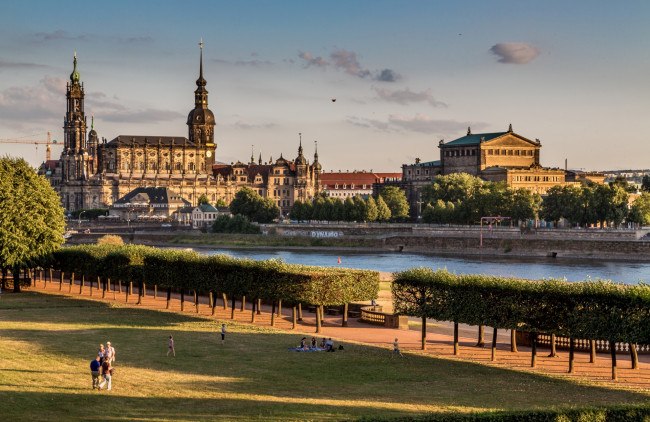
[357,404,650,421]
[392,268,650,344]
[50,245,379,306]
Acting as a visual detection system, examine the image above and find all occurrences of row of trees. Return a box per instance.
[289,187,410,222]
[540,184,630,227]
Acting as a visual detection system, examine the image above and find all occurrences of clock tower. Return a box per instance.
[187,40,216,172]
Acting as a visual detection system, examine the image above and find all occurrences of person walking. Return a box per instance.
[98,344,106,363]
[167,335,175,357]
[98,359,112,391]
[105,341,115,364]
[90,355,101,389]
[392,338,403,358]
[221,324,226,344]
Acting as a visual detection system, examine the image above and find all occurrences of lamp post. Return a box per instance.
[78,210,86,227]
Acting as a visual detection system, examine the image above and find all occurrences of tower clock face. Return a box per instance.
[206,151,212,158]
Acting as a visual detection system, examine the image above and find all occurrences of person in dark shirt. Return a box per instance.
[90,356,101,389]
[98,360,112,391]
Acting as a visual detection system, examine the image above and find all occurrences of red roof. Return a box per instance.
[320,171,401,190]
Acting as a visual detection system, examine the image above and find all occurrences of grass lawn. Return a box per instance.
[1,292,648,421]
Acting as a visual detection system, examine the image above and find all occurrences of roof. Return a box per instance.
[409,160,440,167]
[106,135,192,147]
[321,171,401,189]
[112,187,190,207]
[197,204,218,212]
[442,132,508,147]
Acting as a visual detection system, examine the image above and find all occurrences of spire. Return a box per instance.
[258,152,262,165]
[91,114,95,130]
[298,132,303,156]
[467,126,471,135]
[251,145,255,164]
[508,123,513,132]
[314,140,319,161]
[195,39,207,90]
[70,52,81,84]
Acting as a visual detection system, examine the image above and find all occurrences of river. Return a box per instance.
[192,247,650,284]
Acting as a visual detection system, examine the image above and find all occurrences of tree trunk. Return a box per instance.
[230,296,236,319]
[491,328,498,361]
[629,343,639,370]
[112,279,116,300]
[241,295,245,312]
[48,268,53,288]
[278,299,282,316]
[271,301,276,327]
[166,287,171,309]
[118,279,122,294]
[251,299,256,323]
[610,341,617,380]
[476,325,485,347]
[129,281,133,295]
[211,292,217,316]
[194,290,200,313]
[590,340,596,363]
[101,277,106,298]
[137,282,143,305]
[208,291,213,308]
[568,338,575,373]
[315,304,321,333]
[154,285,157,299]
[298,303,303,321]
[257,298,262,315]
[69,272,74,293]
[2,268,7,291]
[292,306,297,329]
[320,305,325,325]
[79,274,85,295]
[125,283,129,303]
[13,268,21,293]
[548,334,557,357]
[510,329,518,353]
[180,289,185,311]
[531,333,537,368]
[453,322,459,355]
[59,271,64,291]
[222,293,228,310]
[421,316,427,350]
[89,275,93,296]
[342,303,348,327]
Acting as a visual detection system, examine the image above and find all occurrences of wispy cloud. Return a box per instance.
[32,30,87,43]
[347,113,481,134]
[374,87,445,106]
[0,60,47,70]
[490,43,540,64]
[0,76,66,130]
[298,48,400,82]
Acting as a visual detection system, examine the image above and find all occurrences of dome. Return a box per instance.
[314,161,322,170]
[187,107,215,125]
[295,154,307,165]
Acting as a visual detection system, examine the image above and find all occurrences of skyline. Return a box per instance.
[1,1,649,172]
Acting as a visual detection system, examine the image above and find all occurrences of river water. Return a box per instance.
[193,247,650,284]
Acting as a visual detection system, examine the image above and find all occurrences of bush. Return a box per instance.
[212,214,260,234]
[96,235,124,246]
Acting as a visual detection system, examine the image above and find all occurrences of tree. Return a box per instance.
[609,176,636,193]
[302,199,313,221]
[332,198,345,221]
[509,189,541,223]
[353,195,367,222]
[376,195,391,222]
[379,186,409,220]
[311,196,328,221]
[343,197,356,221]
[421,173,482,205]
[289,200,303,221]
[254,197,281,224]
[197,194,210,205]
[365,196,379,222]
[216,198,227,207]
[228,187,279,223]
[628,193,650,226]
[0,158,65,292]
[212,214,260,234]
[642,175,650,193]
[422,200,456,224]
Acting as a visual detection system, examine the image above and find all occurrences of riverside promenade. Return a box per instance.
[27,274,650,389]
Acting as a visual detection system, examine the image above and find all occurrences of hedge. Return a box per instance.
[50,245,379,307]
[357,404,650,421]
[392,268,650,345]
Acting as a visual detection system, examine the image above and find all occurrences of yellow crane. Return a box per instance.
[0,132,59,161]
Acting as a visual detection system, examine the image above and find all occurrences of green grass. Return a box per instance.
[169,233,382,248]
[1,292,648,421]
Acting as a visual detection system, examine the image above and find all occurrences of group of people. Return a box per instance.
[90,341,116,391]
[298,336,335,351]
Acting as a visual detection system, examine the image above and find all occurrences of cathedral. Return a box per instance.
[41,46,322,217]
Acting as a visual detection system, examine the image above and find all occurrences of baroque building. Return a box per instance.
[41,46,321,215]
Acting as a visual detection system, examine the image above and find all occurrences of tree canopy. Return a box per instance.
[0,158,65,291]
[228,187,280,223]
[379,186,409,220]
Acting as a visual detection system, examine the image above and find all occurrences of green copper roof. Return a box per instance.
[443,132,507,146]
[70,54,81,84]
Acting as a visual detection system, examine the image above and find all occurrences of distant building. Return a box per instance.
[177,204,219,228]
[109,187,190,220]
[320,170,401,199]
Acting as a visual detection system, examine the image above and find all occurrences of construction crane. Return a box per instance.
[0,132,60,161]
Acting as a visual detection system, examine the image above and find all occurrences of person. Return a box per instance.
[221,324,226,344]
[90,355,101,389]
[299,337,307,349]
[319,337,326,349]
[167,335,175,357]
[98,344,105,363]
[392,338,403,358]
[325,338,334,352]
[105,341,115,364]
[310,337,317,349]
[98,359,112,391]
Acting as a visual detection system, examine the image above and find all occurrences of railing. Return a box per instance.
[360,306,385,325]
[518,332,650,354]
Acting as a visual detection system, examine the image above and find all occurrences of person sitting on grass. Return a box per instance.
[310,337,317,349]
[299,337,307,349]
[325,338,334,352]
[319,337,326,349]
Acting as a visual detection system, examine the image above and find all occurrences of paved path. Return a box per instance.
[27,274,650,389]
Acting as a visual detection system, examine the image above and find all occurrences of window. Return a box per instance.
[343,184,347,189]
[335,184,338,189]
[351,184,354,189]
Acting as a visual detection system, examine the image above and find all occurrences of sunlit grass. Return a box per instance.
[0,292,648,421]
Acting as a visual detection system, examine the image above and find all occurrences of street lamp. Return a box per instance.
[78,210,86,227]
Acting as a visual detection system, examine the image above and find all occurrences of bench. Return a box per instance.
[326,308,341,316]
[347,310,361,318]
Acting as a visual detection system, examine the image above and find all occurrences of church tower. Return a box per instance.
[187,40,216,172]
[62,53,92,183]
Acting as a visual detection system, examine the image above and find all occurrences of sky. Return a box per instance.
[0,0,649,172]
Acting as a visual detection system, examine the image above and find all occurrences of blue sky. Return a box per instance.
[1,0,649,172]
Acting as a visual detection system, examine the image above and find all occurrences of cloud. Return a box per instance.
[347,113,481,134]
[32,30,87,43]
[490,43,540,64]
[374,87,446,106]
[0,60,46,70]
[298,48,400,82]
[234,121,276,130]
[298,51,328,68]
[100,108,183,123]
[346,116,392,131]
[0,77,66,130]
